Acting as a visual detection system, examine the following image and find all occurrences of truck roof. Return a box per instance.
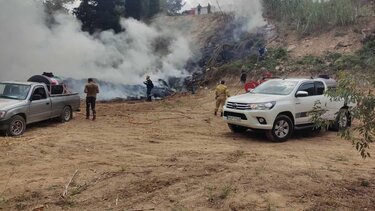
[269,78,337,87]
[1,81,44,86]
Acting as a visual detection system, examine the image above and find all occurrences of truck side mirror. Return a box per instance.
[31,94,42,101]
[296,91,309,98]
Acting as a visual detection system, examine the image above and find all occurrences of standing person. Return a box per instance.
[197,4,202,15]
[214,80,230,116]
[240,66,247,85]
[258,45,267,61]
[207,3,211,14]
[84,78,99,121]
[144,76,154,102]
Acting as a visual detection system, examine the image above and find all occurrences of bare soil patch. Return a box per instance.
[0,89,374,211]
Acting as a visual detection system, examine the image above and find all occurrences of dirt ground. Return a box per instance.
[0,88,375,211]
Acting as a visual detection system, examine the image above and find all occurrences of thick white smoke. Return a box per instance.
[0,0,191,86]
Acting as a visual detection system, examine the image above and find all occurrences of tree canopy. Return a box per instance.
[161,0,186,15]
[73,0,161,33]
[73,0,125,34]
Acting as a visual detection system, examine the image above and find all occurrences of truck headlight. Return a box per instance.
[0,111,6,119]
[249,101,276,110]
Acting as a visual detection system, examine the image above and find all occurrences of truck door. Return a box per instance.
[294,82,321,125]
[28,86,52,123]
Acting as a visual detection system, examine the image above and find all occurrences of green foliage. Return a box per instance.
[126,0,160,20]
[262,0,360,35]
[257,47,288,70]
[312,72,375,158]
[162,0,186,15]
[74,0,125,34]
[217,48,288,75]
[297,55,324,65]
[218,60,244,73]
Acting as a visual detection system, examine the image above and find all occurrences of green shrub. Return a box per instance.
[297,55,324,65]
[262,0,360,35]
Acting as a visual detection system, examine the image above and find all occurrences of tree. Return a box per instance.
[73,0,125,34]
[125,0,160,20]
[312,72,375,158]
[162,0,186,15]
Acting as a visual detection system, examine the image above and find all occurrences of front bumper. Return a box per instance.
[0,118,10,131]
[223,107,275,130]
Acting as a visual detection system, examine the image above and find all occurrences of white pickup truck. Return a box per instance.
[223,78,351,141]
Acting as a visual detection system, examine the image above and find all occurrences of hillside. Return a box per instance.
[2,3,375,211]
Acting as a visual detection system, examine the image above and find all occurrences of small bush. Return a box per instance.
[360,180,370,187]
[297,55,324,65]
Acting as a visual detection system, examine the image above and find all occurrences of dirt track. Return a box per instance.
[0,89,375,211]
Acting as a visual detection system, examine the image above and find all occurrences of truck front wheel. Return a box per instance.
[7,115,26,136]
[266,115,293,142]
[228,124,248,133]
[60,106,72,122]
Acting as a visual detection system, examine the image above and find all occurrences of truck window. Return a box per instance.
[32,87,47,100]
[297,83,315,96]
[315,81,325,95]
[0,83,31,100]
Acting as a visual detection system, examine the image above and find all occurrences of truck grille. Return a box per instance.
[226,102,251,110]
[223,111,248,120]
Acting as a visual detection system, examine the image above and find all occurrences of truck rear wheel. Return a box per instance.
[228,124,248,133]
[266,115,293,142]
[7,115,26,136]
[60,106,72,122]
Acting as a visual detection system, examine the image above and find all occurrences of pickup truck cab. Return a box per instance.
[223,78,350,141]
[0,82,80,136]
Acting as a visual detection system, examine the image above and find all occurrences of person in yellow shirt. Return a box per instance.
[215,80,230,116]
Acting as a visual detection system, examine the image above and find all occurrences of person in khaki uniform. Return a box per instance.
[215,80,230,116]
[84,78,99,120]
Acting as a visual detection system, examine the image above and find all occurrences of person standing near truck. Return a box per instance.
[84,78,99,120]
[144,75,154,102]
[214,80,230,116]
[240,65,247,85]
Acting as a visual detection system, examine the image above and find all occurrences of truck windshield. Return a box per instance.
[252,80,298,95]
[0,83,31,100]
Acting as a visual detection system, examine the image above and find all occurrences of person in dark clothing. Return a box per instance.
[258,46,267,61]
[240,66,247,85]
[197,4,202,15]
[207,3,211,13]
[144,75,154,102]
[84,78,99,120]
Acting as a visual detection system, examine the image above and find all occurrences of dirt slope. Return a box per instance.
[268,16,375,58]
[0,88,374,211]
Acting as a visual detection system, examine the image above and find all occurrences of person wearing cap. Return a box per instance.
[144,76,154,102]
[84,78,99,120]
[214,80,230,116]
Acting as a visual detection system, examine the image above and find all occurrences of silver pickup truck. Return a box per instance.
[0,82,80,136]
